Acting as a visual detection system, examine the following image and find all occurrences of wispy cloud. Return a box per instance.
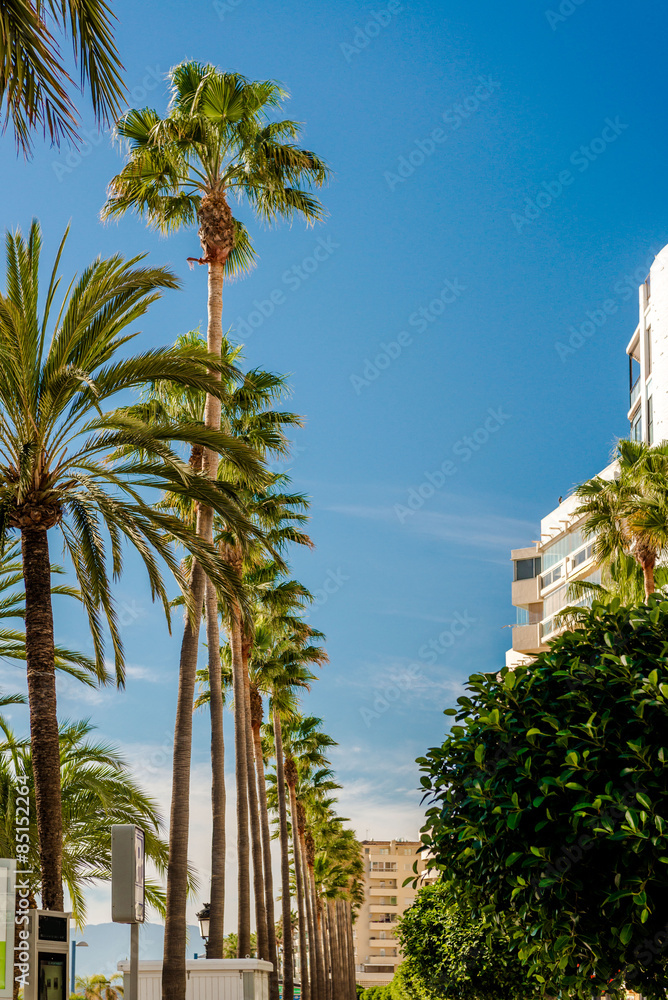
[328,503,535,550]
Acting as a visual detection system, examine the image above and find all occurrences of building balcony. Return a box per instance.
[511,623,543,654]
[511,575,540,606]
[368,882,397,893]
[630,376,641,409]
[369,920,399,930]
[369,905,399,914]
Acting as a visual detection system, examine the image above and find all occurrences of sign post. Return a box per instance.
[111,826,145,1000]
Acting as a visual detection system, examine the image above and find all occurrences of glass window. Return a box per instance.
[543,585,567,619]
[631,409,642,442]
[516,607,529,626]
[648,396,654,445]
[542,536,569,571]
[647,326,652,375]
[379,848,389,855]
[514,556,540,581]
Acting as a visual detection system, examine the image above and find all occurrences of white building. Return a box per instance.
[507,245,668,664]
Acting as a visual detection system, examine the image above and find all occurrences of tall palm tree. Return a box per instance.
[133,333,302,967]
[0,0,125,154]
[103,70,326,988]
[0,717,173,922]
[0,221,262,911]
[574,439,668,599]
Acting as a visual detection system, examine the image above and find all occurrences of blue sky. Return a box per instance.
[0,0,665,932]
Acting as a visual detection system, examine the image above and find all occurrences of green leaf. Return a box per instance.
[619,924,633,945]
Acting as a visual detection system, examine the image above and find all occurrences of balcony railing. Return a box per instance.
[630,377,641,408]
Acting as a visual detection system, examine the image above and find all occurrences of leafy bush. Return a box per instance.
[396,884,540,1000]
[418,599,668,999]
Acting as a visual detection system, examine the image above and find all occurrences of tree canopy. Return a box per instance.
[418,598,668,999]
[396,883,541,1000]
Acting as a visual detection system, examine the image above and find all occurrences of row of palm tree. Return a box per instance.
[1,32,363,1000]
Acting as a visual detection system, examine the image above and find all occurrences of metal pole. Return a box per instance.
[129,923,139,1000]
[71,941,76,995]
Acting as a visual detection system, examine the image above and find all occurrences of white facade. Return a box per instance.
[508,244,668,662]
[627,243,668,446]
[117,960,272,1000]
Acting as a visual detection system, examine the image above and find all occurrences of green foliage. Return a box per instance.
[396,884,540,1000]
[0,0,125,154]
[418,597,668,999]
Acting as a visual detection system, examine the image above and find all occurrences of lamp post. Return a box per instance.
[71,939,89,994]
[196,903,211,958]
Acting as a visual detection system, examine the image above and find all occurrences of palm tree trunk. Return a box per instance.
[206,577,225,958]
[20,525,62,911]
[301,840,316,1000]
[163,260,224,1000]
[163,548,208,1000]
[251,689,279,1000]
[344,901,356,1000]
[273,709,294,1000]
[329,901,342,1000]
[242,653,269,960]
[306,847,325,1000]
[322,901,331,1000]
[289,787,311,1000]
[231,608,251,956]
[643,559,656,599]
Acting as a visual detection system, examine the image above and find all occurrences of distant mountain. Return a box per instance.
[73,924,207,978]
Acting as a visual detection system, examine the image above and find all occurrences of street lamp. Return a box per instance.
[71,939,89,994]
[196,903,211,954]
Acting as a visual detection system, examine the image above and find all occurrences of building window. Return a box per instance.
[378,848,389,855]
[631,409,642,442]
[403,848,413,855]
[380,950,386,957]
[364,848,370,854]
[648,395,654,445]
[514,556,541,581]
[646,326,652,375]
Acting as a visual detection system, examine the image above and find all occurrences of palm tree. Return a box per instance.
[0,0,125,154]
[75,974,124,1000]
[102,67,327,992]
[574,439,668,599]
[0,540,101,684]
[133,333,302,968]
[0,221,263,911]
[0,717,173,924]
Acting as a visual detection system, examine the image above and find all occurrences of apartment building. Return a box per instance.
[508,243,668,664]
[354,839,431,988]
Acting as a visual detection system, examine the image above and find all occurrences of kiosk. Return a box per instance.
[24,911,70,1000]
